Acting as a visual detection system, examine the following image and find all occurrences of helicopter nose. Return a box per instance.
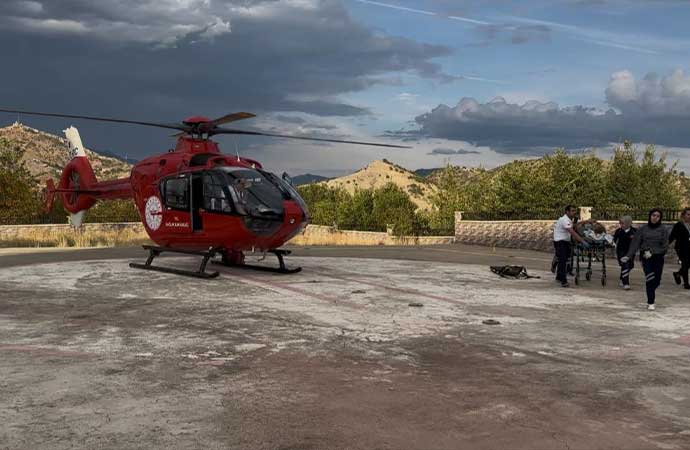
[284,201,303,222]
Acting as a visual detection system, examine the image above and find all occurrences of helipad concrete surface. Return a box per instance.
[1,245,689,450]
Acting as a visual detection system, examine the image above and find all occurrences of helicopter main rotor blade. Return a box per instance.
[0,108,187,131]
[211,112,256,127]
[195,112,257,134]
[212,128,412,149]
[0,107,412,148]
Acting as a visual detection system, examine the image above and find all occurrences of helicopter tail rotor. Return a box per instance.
[56,127,99,226]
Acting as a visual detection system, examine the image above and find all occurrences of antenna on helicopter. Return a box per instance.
[233,136,240,162]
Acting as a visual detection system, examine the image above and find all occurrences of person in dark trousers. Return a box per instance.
[622,208,669,310]
[668,208,690,289]
[553,205,589,287]
[613,215,636,290]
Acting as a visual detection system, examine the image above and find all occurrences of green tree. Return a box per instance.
[372,183,425,235]
[0,138,42,224]
[429,143,684,225]
[428,165,494,230]
[86,199,141,223]
[298,184,350,227]
[606,142,681,209]
[338,189,376,231]
[44,195,69,224]
[298,182,428,235]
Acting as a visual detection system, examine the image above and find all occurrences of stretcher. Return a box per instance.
[574,241,611,286]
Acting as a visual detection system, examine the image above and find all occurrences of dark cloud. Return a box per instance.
[0,0,454,158]
[1,0,239,44]
[428,147,480,155]
[399,69,690,155]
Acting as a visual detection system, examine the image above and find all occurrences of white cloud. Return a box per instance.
[10,17,88,34]
[394,69,690,154]
[606,69,690,117]
[396,93,420,104]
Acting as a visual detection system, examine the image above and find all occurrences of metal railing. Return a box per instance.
[459,208,687,222]
[591,208,685,222]
[461,209,563,221]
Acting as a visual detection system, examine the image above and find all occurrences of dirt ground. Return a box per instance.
[0,245,689,450]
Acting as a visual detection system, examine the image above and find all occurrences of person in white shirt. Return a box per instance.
[553,205,589,287]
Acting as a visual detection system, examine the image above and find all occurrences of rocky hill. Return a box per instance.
[413,168,441,178]
[322,159,437,211]
[0,121,131,185]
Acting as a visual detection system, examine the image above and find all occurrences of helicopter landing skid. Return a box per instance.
[129,245,220,279]
[214,249,302,274]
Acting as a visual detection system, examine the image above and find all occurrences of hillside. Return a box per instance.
[0,121,132,185]
[322,159,437,210]
[413,168,441,178]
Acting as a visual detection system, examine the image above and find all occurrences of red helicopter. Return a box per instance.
[1,108,408,278]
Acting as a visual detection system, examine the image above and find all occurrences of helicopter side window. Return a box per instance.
[164,177,189,210]
[202,172,233,214]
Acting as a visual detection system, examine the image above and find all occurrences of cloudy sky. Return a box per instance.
[1,0,690,176]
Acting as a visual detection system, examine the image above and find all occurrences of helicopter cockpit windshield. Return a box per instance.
[218,167,287,219]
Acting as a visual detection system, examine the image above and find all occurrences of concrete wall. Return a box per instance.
[0,223,454,248]
[288,225,455,246]
[454,212,669,254]
[454,218,557,252]
[0,222,146,238]
[0,222,150,248]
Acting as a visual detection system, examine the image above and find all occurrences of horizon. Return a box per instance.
[2,119,686,180]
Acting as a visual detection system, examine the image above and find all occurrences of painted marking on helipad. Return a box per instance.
[676,333,690,346]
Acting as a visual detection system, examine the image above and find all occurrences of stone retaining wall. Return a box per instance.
[288,225,455,246]
[454,213,672,255]
[0,222,150,248]
[0,222,147,238]
[454,219,557,252]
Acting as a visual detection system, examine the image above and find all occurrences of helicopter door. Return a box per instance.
[190,173,204,232]
[161,175,193,234]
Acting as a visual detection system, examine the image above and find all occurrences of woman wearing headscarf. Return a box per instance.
[613,215,636,290]
[668,207,690,289]
[621,208,669,310]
